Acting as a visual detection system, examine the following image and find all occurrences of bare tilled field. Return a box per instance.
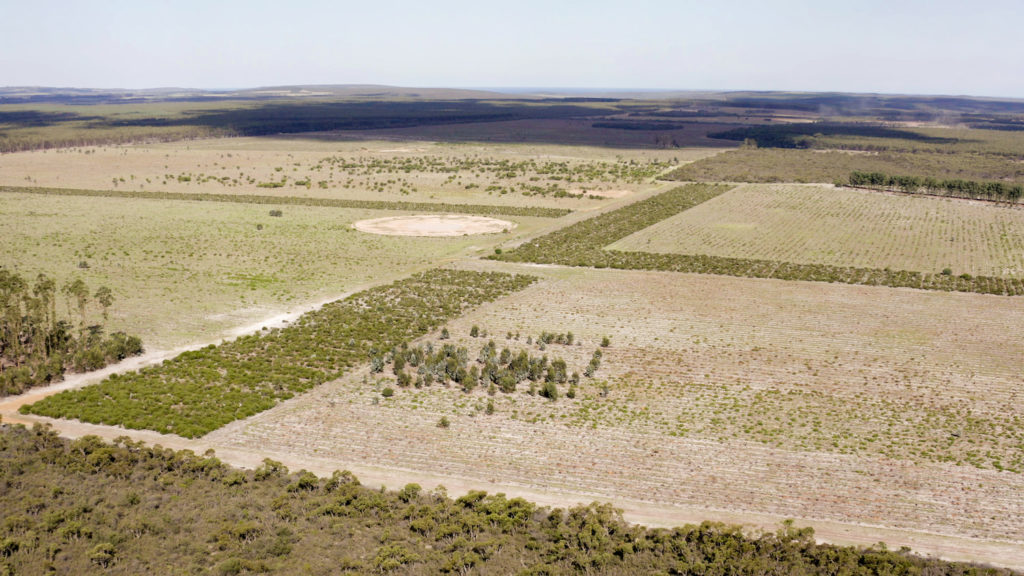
[206,266,1024,542]
[610,183,1024,278]
[0,137,700,210]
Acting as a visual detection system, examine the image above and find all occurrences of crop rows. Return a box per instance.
[0,186,571,218]
[492,184,1024,295]
[22,270,537,437]
[207,267,1023,539]
[213,369,1024,542]
[434,268,1024,471]
[609,184,1024,279]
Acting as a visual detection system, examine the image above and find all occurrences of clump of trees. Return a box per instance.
[0,425,1014,575]
[373,333,600,401]
[1,270,142,396]
[23,270,537,437]
[848,171,1023,203]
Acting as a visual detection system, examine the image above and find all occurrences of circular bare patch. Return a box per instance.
[353,214,516,237]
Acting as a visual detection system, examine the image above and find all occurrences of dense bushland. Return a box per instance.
[0,270,142,396]
[492,184,1024,295]
[0,186,570,218]
[707,123,959,149]
[22,270,537,437]
[0,425,1014,575]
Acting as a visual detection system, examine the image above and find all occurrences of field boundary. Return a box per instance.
[0,185,571,218]
[491,183,1024,296]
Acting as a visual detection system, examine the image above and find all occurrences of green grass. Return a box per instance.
[0,192,546,348]
[22,270,537,438]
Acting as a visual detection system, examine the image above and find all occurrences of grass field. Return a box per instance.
[206,264,1024,541]
[610,184,1024,278]
[0,137,708,211]
[0,192,548,349]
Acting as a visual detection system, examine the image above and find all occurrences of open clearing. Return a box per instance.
[353,214,515,236]
[610,183,1024,278]
[0,192,546,348]
[203,264,1024,545]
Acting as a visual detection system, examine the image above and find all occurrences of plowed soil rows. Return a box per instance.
[206,267,1024,542]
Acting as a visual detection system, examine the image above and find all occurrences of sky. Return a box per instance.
[1,0,1022,98]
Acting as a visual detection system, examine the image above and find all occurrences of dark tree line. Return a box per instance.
[708,123,957,149]
[848,171,1024,202]
[0,270,142,396]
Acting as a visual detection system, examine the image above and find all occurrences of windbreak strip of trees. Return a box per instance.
[490,184,1024,296]
[0,426,1015,575]
[0,186,571,218]
[848,171,1024,203]
[22,270,537,438]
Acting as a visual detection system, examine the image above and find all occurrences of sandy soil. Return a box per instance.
[353,214,515,237]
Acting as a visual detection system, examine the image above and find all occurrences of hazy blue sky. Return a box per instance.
[1,0,1021,97]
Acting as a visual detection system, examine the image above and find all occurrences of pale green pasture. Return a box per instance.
[0,192,545,348]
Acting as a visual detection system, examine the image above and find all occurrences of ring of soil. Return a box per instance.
[353,214,516,237]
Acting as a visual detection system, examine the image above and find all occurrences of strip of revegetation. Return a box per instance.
[847,171,1023,203]
[22,269,537,438]
[0,186,570,218]
[492,183,1024,295]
